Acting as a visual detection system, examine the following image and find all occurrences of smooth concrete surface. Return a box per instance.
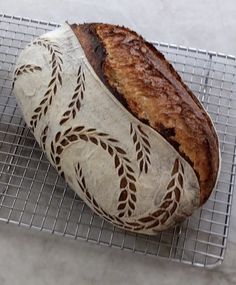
[0,1,236,284]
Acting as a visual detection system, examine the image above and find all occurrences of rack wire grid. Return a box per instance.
[0,14,236,268]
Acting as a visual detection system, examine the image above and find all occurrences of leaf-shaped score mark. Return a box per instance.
[130,123,151,174]
[40,125,49,152]
[60,66,85,125]
[13,64,42,88]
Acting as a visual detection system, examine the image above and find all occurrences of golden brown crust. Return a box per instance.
[70,23,219,205]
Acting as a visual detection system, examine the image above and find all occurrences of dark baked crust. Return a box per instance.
[70,23,220,205]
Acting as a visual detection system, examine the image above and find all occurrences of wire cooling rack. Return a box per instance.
[0,14,236,268]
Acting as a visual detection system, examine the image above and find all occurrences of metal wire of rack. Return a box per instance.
[0,13,236,268]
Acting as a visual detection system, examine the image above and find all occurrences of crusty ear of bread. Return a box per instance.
[71,23,219,205]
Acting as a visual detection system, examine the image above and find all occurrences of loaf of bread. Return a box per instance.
[13,23,220,234]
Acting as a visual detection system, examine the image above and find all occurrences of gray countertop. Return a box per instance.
[0,0,236,284]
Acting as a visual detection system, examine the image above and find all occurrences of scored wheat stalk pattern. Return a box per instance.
[74,158,184,231]
[12,64,42,88]
[40,121,184,230]
[48,126,138,217]
[75,162,143,230]
[137,158,184,229]
[60,66,85,125]
[130,123,151,174]
[29,38,63,131]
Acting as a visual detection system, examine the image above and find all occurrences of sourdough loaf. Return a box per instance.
[13,23,220,234]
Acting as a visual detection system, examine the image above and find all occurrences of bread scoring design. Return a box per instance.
[74,158,185,232]
[30,38,63,130]
[49,126,138,217]
[60,65,85,125]
[130,123,151,174]
[74,162,140,231]
[144,158,185,228]
[40,125,49,152]
[12,64,42,88]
